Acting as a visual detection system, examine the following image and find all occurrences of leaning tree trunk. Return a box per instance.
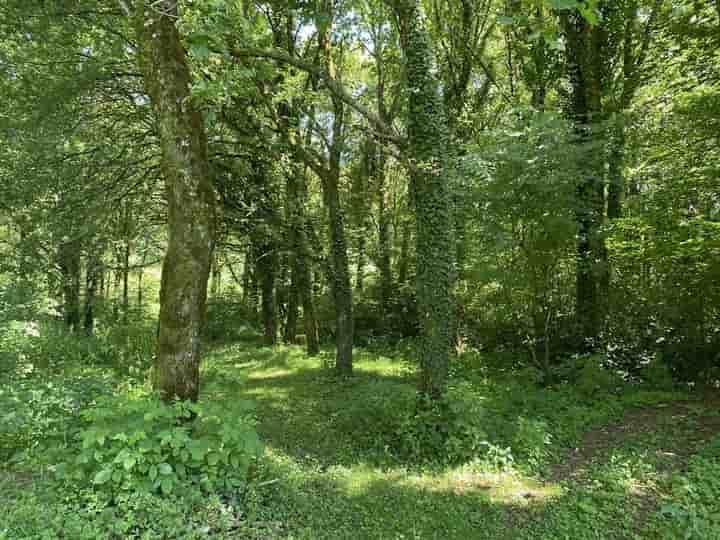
[387,0,454,400]
[133,0,216,403]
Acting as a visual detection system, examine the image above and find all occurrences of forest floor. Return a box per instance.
[200,341,720,540]
[3,329,720,539]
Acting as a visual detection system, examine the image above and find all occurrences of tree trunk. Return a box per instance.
[317,11,353,376]
[320,158,354,375]
[388,0,454,399]
[133,0,216,403]
[58,239,81,332]
[397,219,410,287]
[254,238,278,346]
[122,232,130,321]
[84,251,100,335]
[376,147,393,320]
[562,11,607,350]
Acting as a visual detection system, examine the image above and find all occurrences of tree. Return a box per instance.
[386,0,455,399]
[127,0,216,402]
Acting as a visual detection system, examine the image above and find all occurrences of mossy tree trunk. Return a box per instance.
[387,0,454,399]
[317,6,354,376]
[132,0,216,403]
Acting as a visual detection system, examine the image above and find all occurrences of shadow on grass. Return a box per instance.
[245,443,652,540]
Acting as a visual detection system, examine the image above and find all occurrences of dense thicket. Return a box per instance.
[1,0,718,398]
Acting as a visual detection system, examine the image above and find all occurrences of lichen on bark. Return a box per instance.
[133,0,216,402]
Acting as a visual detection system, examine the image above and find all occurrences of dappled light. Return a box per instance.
[2,0,720,538]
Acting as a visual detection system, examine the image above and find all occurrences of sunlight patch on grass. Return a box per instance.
[400,465,563,505]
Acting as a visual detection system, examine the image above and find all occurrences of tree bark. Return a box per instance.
[317,8,354,375]
[320,144,354,375]
[254,236,278,346]
[387,0,455,399]
[561,10,607,349]
[133,0,216,403]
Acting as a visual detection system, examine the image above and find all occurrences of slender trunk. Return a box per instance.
[84,251,100,335]
[355,233,366,291]
[254,240,278,346]
[316,8,353,375]
[122,234,130,320]
[606,115,626,221]
[320,160,354,375]
[376,149,393,319]
[285,167,319,354]
[211,254,221,297]
[59,239,81,332]
[397,219,410,287]
[134,0,216,402]
[284,271,299,343]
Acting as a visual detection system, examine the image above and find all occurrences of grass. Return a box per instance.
[2,319,720,539]
[197,342,720,539]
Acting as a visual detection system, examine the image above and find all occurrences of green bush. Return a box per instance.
[0,369,117,462]
[61,391,263,500]
[394,381,488,465]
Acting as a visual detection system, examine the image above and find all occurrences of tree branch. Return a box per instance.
[227,46,406,148]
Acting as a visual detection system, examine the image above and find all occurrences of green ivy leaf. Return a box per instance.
[93,468,112,485]
[160,477,173,495]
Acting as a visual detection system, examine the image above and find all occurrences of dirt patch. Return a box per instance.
[544,396,720,536]
[548,398,720,485]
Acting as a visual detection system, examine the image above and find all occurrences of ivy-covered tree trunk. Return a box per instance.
[561,10,607,350]
[133,0,216,402]
[317,9,353,376]
[388,0,454,399]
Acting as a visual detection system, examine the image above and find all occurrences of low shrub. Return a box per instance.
[60,391,263,501]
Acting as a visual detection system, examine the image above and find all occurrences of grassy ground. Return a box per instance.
[199,342,720,540]
[2,323,720,539]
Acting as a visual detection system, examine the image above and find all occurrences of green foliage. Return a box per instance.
[652,456,720,539]
[394,381,488,465]
[574,355,624,398]
[0,369,116,463]
[2,480,249,540]
[63,391,262,499]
